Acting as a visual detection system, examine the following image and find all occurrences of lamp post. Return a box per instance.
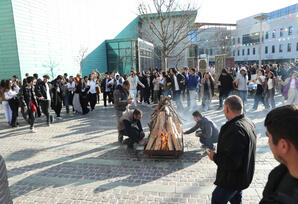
[254,13,268,69]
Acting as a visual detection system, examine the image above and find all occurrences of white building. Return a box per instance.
[232,3,298,64]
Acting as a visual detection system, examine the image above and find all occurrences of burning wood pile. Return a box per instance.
[145,96,184,156]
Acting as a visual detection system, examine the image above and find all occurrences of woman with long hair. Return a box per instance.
[72,76,82,114]
[264,71,277,109]
[4,80,19,127]
[201,72,214,111]
[0,80,12,126]
[252,69,269,110]
[152,72,160,104]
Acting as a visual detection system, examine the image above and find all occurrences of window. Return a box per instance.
[279,44,283,53]
[280,28,283,37]
[265,46,268,54]
[247,48,250,55]
[253,47,256,55]
[242,49,245,56]
[272,29,276,38]
[233,50,235,56]
[265,32,269,39]
[272,45,275,53]
[237,50,240,56]
[287,43,291,52]
[288,26,293,35]
[238,37,240,44]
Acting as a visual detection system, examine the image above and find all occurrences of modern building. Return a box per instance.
[232,3,298,64]
[0,0,100,80]
[82,11,197,76]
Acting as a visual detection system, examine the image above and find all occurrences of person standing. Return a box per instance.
[35,75,52,126]
[0,80,12,126]
[234,67,249,112]
[217,69,234,110]
[182,67,190,107]
[264,71,277,109]
[87,73,98,111]
[169,68,185,112]
[73,77,82,114]
[79,77,90,115]
[201,72,215,111]
[4,80,19,127]
[260,105,298,203]
[208,95,257,204]
[51,75,63,119]
[101,72,112,109]
[19,77,39,132]
[185,68,199,111]
[152,72,161,104]
[67,76,75,112]
[252,69,269,110]
[113,80,133,143]
[183,111,218,150]
[127,71,145,106]
[282,72,298,105]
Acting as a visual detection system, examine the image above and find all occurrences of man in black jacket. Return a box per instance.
[51,75,63,119]
[19,76,39,132]
[170,68,185,112]
[101,72,112,109]
[217,69,234,110]
[208,95,256,204]
[35,75,52,126]
[113,81,133,142]
[183,111,218,150]
[260,105,298,204]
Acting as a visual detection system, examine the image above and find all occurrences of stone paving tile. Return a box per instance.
[0,97,281,203]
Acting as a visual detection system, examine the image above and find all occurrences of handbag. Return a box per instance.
[30,99,37,112]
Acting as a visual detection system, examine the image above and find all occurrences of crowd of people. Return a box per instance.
[0,62,297,132]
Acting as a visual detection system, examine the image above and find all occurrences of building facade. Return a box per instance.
[232,3,298,64]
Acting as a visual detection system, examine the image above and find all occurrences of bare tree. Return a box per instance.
[42,58,59,79]
[76,47,88,74]
[137,0,198,69]
[214,29,233,56]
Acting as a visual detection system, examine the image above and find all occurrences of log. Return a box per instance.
[146,112,165,150]
[166,117,180,150]
[153,114,166,150]
[167,128,174,151]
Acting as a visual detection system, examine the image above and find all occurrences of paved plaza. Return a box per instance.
[0,96,280,204]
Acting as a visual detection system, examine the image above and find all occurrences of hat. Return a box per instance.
[240,67,247,72]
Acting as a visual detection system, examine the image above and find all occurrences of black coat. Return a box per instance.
[51,80,63,109]
[213,115,257,190]
[260,164,298,204]
[101,78,111,93]
[35,81,52,100]
[218,73,234,96]
[18,86,38,109]
[170,73,185,91]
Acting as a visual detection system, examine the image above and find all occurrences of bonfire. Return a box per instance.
[145,96,184,156]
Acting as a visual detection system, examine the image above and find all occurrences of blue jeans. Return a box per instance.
[238,90,247,112]
[212,186,242,204]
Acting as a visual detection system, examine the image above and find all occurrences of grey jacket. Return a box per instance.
[113,85,129,111]
[184,117,219,140]
[118,109,142,131]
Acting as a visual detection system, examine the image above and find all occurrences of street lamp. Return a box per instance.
[254,13,268,69]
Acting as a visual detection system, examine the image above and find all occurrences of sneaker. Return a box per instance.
[31,128,37,133]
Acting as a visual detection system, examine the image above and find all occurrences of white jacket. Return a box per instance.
[127,76,144,90]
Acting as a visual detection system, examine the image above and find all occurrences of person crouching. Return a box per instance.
[183,111,219,150]
[118,109,147,149]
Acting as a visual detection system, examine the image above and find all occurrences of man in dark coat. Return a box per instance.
[19,76,39,132]
[183,111,218,150]
[101,72,112,108]
[260,105,298,204]
[208,95,257,203]
[113,80,133,142]
[169,68,185,112]
[35,75,52,126]
[217,69,234,109]
[51,75,63,119]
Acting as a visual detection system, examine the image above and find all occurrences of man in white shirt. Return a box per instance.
[36,75,52,126]
[87,73,99,111]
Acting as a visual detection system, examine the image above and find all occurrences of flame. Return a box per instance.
[161,128,169,151]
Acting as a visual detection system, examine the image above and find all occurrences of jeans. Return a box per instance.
[212,186,242,204]
[219,92,230,107]
[40,100,50,123]
[163,90,171,97]
[64,92,69,113]
[173,90,183,112]
[253,94,268,109]
[238,90,247,111]
[265,89,275,109]
[189,90,197,110]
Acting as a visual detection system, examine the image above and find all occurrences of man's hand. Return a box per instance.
[207,150,215,161]
[127,98,133,104]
